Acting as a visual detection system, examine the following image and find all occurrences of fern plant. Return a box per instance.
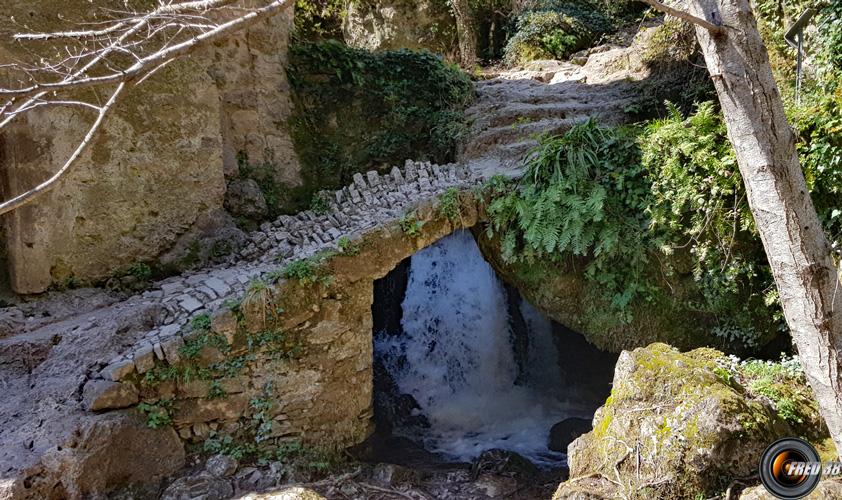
[488,119,652,317]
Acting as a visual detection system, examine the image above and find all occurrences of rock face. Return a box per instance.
[343,0,457,56]
[553,344,818,499]
[0,0,299,294]
[0,298,185,499]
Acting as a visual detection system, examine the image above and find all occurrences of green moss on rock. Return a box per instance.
[554,344,831,499]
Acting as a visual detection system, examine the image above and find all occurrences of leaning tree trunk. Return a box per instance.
[451,0,477,68]
[686,0,842,454]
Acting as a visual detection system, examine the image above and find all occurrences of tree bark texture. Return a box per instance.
[688,0,842,454]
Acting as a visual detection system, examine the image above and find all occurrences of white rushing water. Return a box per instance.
[375,230,593,467]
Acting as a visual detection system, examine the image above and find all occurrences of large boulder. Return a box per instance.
[2,411,184,499]
[554,344,828,499]
[0,300,185,500]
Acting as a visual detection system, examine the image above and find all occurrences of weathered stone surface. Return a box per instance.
[173,394,249,425]
[344,0,457,56]
[3,411,184,499]
[239,487,325,500]
[211,308,239,344]
[0,0,298,294]
[372,463,421,486]
[206,454,239,478]
[472,474,518,498]
[225,178,269,219]
[553,344,810,499]
[83,379,139,411]
[161,472,233,500]
[159,209,247,271]
[101,359,136,382]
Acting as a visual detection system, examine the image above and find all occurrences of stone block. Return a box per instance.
[83,380,139,411]
[101,359,136,382]
[211,309,238,345]
[173,394,249,425]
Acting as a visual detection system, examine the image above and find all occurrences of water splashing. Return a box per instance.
[375,230,594,467]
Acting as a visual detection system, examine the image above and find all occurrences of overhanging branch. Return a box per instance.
[640,0,725,34]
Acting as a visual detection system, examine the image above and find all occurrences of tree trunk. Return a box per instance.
[687,0,842,454]
[451,0,477,68]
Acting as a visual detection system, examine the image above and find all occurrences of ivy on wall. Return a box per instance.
[286,40,474,212]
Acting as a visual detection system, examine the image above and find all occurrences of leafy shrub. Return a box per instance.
[503,4,609,64]
[288,41,474,211]
[399,211,426,237]
[138,400,174,429]
[642,102,782,347]
[293,0,345,41]
[486,107,783,346]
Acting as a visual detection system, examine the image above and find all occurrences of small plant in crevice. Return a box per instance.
[249,386,276,445]
[207,380,227,400]
[178,316,230,360]
[242,279,279,332]
[280,253,334,287]
[399,211,426,237]
[337,236,361,256]
[309,191,331,214]
[436,187,463,223]
[138,400,174,429]
[203,433,257,461]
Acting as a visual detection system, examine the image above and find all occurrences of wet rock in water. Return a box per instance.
[554,343,817,499]
[161,472,233,500]
[548,417,591,453]
[471,449,540,479]
[238,487,325,499]
[472,474,518,498]
[205,454,238,478]
[372,462,422,486]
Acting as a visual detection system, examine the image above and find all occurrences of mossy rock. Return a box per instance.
[554,344,829,499]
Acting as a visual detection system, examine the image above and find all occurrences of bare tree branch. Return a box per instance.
[0,0,292,214]
[1,0,290,99]
[0,82,125,215]
[640,0,725,34]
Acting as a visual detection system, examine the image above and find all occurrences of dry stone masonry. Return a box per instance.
[85,160,479,442]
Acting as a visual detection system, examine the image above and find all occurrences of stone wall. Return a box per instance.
[0,0,300,294]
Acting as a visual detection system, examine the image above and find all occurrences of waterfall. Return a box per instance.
[374,230,593,467]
